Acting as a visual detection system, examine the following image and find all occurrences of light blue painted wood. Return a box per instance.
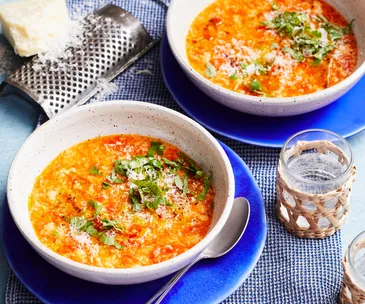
[0,94,39,303]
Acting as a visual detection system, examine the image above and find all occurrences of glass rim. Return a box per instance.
[348,230,365,279]
[280,129,354,186]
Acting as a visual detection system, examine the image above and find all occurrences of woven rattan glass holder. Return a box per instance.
[276,129,356,239]
[339,231,365,304]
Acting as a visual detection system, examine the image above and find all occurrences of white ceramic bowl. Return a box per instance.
[167,0,365,117]
[7,100,235,285]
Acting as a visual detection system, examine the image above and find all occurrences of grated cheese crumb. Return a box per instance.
[89,79,118,103]
[68,224,92,247]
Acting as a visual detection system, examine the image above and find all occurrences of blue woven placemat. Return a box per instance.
[5,0,342,303]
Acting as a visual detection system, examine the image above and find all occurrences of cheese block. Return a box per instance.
[0,0,70,57]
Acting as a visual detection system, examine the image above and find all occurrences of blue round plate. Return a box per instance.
[161,34,365,148]
[2,142,266,304]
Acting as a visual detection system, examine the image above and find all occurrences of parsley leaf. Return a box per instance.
[100,219,123,232]
[83,222,102,238]
[282,47,305,62]
[162,157,180,168]
[174,175,184,190]
[263,11,353,65]
[99,234,124,250]
[147,142,165,157]
[129,188,142,211]
[177,152,203,176]
[195,170,204,179]
[90,165,102,175]
[318,14,354,41]
[107,168,124,184]
[88,200,102,217]
[70,216,88,230]
[250,79,262,92]
[182,170,189,197]
[270,42,279,49]
[230,73,239,80]
[196,175,211,201]
[272,1,279,11]
[205,61,217,78]
[102,181,111,190]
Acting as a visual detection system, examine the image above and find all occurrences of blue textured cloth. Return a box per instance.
[4,0,342,303]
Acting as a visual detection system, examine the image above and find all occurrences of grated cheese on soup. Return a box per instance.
[29,135,214,268]
[186,0,358,98]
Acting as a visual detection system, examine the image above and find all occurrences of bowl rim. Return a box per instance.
[7,100,235,275]
[166,0,365,106]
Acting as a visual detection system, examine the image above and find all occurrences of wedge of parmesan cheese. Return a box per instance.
[0,0,70,57]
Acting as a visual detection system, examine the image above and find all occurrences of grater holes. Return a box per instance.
[7,12,151,117]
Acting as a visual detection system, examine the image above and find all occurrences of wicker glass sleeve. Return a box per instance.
[339,231,365,304]
[276,130,356,239]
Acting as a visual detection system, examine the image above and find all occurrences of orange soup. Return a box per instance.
[186,0,358,97]
[29,135,214,268]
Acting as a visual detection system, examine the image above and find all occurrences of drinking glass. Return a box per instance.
[340,231,365,303]
[276,129,356,238]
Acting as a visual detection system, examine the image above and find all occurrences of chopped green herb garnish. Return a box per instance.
[177,152,203,176]
[230,73,239,80]
[196,175,211,201]
[241,62,248,69]
[195,170,204,179]
[102,181,111,190]
[147,142,165,157]
[262,12,308,37]
[83,222,102,238]
[250,79,262,92]
[99,234,124,250]
[262,11,354,65]
[182,170,189,197]
[318,14,354,40]
[88,200,102,217]
[282,47,304,62]
[162,157,180,168]
[177,152,195,167]
[107,168,124,184]
[100,219,123,232]
[270,42,279,49]
[272,1,279,11]
[174,175,184,190]
[68,215,123,249]
[90,165,102,175]
[129,188,142,212]
[70,216,88,230]
[205,61,217,78]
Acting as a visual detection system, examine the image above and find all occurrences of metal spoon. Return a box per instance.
[146,197,250,304]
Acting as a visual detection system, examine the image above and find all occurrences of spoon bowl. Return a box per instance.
[202,197,250,258]
[147,197,250,303]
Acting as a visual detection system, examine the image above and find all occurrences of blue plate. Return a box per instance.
[161,34,365,148]
[1,142,267,304]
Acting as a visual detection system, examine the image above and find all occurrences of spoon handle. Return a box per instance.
[146,254,204,304]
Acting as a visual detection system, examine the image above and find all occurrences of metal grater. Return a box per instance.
[1,4,160,118]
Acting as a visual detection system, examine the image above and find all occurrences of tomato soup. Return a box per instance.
[29,135,214,268]
[186,0,357,97]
